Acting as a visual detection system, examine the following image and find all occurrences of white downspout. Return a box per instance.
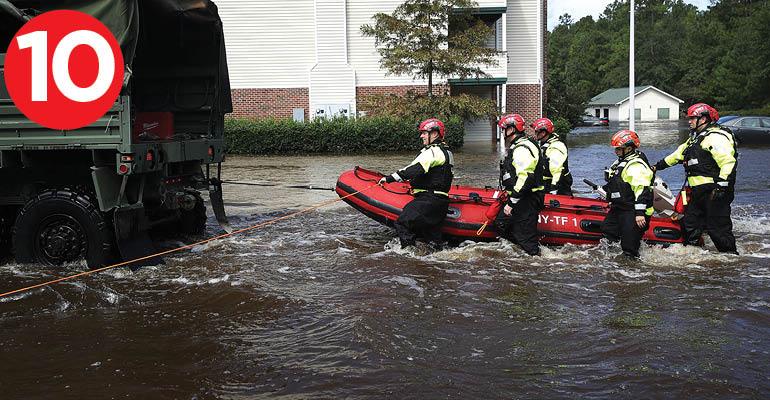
[499,12,508,154]
[538,0,543,117]
[629,0,635,131]
[500,84,506,154]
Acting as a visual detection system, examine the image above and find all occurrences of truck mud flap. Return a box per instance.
[114,205,163,269]
[209,178,232,233]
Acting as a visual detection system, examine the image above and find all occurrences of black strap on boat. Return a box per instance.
[547,198,607,211]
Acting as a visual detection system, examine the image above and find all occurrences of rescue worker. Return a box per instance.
[495,113,546,256]
[532,117,573,196]
[379,118,454,248]
[602,130,655,258]
[653,103,738,253]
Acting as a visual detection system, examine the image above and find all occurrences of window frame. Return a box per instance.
[739,117,760,128]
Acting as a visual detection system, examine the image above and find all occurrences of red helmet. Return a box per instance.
[611,130,640,148]
[497,114,525,132]
[531,118,554,135]
[418,118,445,139]
[687,103,719,122]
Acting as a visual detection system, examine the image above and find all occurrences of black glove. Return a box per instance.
[711,180,730,202]
[654,160,669,172]
[379,175,396,185]
[711,187,727,202]
[603,167,611,182]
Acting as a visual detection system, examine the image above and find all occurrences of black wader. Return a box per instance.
[395,192,450,247]
[494,191,545,256]
[683,184,737,253]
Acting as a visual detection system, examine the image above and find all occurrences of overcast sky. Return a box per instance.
[547,0,712,30]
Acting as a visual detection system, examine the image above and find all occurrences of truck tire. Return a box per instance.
[12,189,113,268]
[178,192,207,235]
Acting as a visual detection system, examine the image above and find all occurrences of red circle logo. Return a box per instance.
[4,10,124,130]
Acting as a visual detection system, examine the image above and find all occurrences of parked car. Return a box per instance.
[579,114,610,127]
[720,116,770,144]
[717,115,740,125]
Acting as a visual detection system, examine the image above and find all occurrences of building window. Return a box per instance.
[595,109,600,117]
[449,13,501,50]
[603,109,609,119]
[657,108,670,120]
[634,108,641,120]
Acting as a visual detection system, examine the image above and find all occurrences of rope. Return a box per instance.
[0,184,377,299]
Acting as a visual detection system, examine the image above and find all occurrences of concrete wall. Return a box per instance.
[587,89,682,122]
[617,89,682,121]
[586,105,620,121]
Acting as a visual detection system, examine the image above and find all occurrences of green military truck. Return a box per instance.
[0,0,232,267]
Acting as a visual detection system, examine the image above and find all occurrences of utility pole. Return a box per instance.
[629,0,635,131]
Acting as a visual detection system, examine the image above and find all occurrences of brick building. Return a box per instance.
[215,0,547,144]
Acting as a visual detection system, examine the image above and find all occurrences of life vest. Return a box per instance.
[604,150,653,211]
[411,143,454,195]
[541,135,572,192]
[682,125,738,188]
[500,136,544,194]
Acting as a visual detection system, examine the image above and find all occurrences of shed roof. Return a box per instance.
[588,85,683,106]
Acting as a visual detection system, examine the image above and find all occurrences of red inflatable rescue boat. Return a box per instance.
[335,167,684,246]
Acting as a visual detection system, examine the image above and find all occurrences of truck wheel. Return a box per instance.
[13,189,113,268]
[178,192,207,235]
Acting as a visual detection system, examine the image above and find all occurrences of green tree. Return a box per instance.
[546,0,770,118]
[705,0,770,110]
[546,14,608,123]
[361,0,499,97]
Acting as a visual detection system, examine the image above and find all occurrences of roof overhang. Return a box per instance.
[453,7,507,15]
[615,86,685,105]
[449,77,507,86]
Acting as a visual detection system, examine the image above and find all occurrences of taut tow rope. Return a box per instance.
[0,184,376,299]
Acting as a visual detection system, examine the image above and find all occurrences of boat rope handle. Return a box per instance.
[0,184,378,300]
[476,221,489,236]
[354,167,412,195]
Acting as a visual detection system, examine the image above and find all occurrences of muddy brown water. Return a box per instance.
[1,122,769,399]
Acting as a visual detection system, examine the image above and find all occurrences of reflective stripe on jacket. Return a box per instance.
[541,135,572,191]
[391,143,454,196]
[603,151,654,216]
[501,137,544,206]
[659,125,737,188]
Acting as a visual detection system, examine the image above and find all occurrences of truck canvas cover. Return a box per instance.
[1,0,232,113]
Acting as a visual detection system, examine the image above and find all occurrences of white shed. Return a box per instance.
[586,86,684,122]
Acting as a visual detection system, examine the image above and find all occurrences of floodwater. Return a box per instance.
[1,121,769,399]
